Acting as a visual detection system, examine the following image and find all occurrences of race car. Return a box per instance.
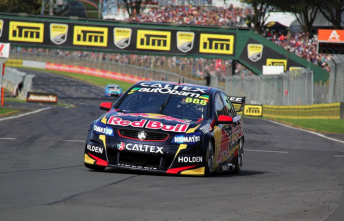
[104,84,122,97]
[85,81,245,176]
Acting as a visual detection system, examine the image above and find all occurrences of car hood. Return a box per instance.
[100,111,206,133]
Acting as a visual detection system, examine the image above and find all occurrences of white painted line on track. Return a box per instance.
[62,140,84,143]
[246,149,288,154]
[0,107,52,122]
[265,120,344,145]
[334,155,344,158]
[0,138,16,140]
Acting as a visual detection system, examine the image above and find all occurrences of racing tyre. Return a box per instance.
[84,163,106,171]
[234,139,243,174]
[204,140,214,177]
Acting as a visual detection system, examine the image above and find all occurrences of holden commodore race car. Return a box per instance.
[84,81,245,176]
[104,84,122,97]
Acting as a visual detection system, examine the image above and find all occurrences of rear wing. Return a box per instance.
[228,96,245,112]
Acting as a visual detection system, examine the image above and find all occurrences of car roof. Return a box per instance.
[135,81,218,94]
[106,84,120,87]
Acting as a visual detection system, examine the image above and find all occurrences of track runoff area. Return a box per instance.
[0,68,344,221]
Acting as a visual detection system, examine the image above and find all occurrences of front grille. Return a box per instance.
[107,149,173,170]
[118,129,169,141]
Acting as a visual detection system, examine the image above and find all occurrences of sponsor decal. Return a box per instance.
[137,131,147,140]
[118,163,158,170]
[244,105,263,117]
[138,87,201,97]
[107,117,189,132]
[137,30,171,51]
[73,26,108,47]
[128,87,140,94]
[199,33,234,55]
[9,21,44,43]
[178,156,202,163]
[266,59,287,71]
[177,31,195,52]
[117,142,125,151]
[114,28,132,49]
[87,144,104,154]
[93,124,114,136]
[0,20,3,38]
[26,92,58,104]
[172,132,201,145]
[200,124,211,134]
[117,143,164,154]
[140,83,206,93]
[229,97,243,102]
[247,44,263,62]
[50,23,68,45]
[115,113,189,123]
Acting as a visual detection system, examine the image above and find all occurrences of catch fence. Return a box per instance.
[327,55,344,103]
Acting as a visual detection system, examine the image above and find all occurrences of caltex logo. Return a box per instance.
[117,142,125,151]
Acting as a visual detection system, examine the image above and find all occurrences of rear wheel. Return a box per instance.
[204,140,214,177]
[234,139,243,174]
[84,163,106,171]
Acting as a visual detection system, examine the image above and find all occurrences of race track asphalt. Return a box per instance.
[0,69,344,221]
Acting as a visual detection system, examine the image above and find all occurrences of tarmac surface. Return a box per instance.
[1,69,344,221]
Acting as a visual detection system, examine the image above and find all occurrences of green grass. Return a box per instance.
[246,116,344,134]
[4,98,26,103]
[18,67,134,91]
[0,108,19,116]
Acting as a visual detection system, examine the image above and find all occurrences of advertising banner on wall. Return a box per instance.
[0,18,236,58]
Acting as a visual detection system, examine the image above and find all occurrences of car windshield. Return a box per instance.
[117,91,210,121]
[108,86,118,89]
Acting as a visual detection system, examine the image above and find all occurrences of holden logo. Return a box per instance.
[117,142,125,151]
[138,131,147,140]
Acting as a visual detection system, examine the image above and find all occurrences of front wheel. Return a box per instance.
[204,140,214,177]
[234,139,244,174]
[84,163,106,171]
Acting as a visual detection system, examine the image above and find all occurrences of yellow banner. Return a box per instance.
[244,105,263,117]
[5,59,23,67]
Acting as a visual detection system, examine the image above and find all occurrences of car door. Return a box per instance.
[220,92,238,163]
[214,92,231,164]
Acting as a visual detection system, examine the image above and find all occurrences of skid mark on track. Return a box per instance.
[0,165,83,174]
[265,120,344,144]
[334,155,344,158]
[246,149,288,154]
[46,175,137,205]
[0,138,16,140]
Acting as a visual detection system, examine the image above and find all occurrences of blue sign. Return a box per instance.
[172,132,201,145]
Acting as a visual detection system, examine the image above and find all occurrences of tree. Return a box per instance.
[318,0,344,29]
[272,0,320,34]
[242,0,275,34]
[123,0,154,17]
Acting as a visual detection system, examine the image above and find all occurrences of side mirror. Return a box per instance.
[100,102,112,111]
[217,115,233,124]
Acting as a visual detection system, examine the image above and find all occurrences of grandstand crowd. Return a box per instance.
[13,4,332,78]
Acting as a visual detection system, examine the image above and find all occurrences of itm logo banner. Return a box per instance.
[50,23,68,45]
[199,33,234,55]
[9,21,44,43]
[137,30,171,51]
[73,26,108,47]
[177,31,195,53]
[266,58,287,71]
[247,44,263,62]
[114,28,132,49]
[0,20,3,38]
